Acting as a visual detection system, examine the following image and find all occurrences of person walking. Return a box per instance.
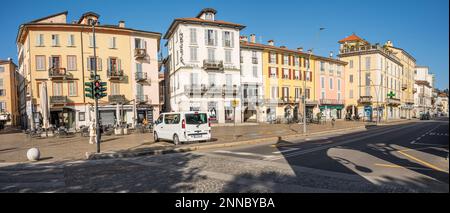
[89,119,96,144]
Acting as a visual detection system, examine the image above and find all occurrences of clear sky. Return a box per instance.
[0,0,448,89]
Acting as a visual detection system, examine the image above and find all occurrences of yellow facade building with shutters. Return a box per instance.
[0,59,19,126]
[16,11,161,130]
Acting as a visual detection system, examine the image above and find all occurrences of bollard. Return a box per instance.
[27,148,40,161]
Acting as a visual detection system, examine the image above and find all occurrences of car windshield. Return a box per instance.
[185,113,208,125]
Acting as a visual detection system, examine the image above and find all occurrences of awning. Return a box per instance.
[319,105,344,110]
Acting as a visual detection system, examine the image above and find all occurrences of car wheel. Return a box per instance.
[173,134,180,145]
[154,132,159,142]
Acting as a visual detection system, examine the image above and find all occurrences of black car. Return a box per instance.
[420,113,430,120]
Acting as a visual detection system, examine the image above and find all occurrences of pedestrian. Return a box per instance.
[331,116,336,128]
[89,119,96,144]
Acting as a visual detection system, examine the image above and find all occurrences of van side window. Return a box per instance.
[155,115,163,124]
[164,114,180,124]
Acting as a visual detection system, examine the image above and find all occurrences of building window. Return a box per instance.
[205,12,214,21]
[338,92,341,101]
[349,60,353,68]
[365,56,371,70]
[205,29,216,46]
[320,61,325,72]
[294,57,299,66]
[0,66,4,72]
[283,55,288,65]
[53,82,63,96]
[270,53,276,64]
[306,71,311,81]
[321,91,325,99]
[36,34,45,46]
[305,89,310,99]
[50,56,61,69]
[225,74,232,88]
[79,112,85,121]
[321,77,325,89]
[111,82,120,95]
[89,35,96,48]
[68,81,77,97]
[190,47,198,62]
[207,48,215,61]
[51,34,60,46]
[223,31,233,47]
[252,66,258,78]
[283,68,289,79]
[190,73,199,86]
[225,50,232,63]
[365,73,370,86]
[135,38,146,49]
[208,74,215,87]
[67,55,77,71]
[135,63,142,73]
[349,89,354,99]
[337,79,341,91]
[88,57,102,71]
[109,37,117,49]
[329,78,333,90]
[36,55,46,71]
[270,67,277,78]
[68,34,75,46]
[349,74,353,83]
[0,102,6,112]
[271,86,278,99]
[294,70,300,80]
[190,28,197,45]
[295,88,300,100]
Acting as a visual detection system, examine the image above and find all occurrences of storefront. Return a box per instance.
[137,104,154,124]
[207,101,218,123]
[364,106,373,122]
[319,105,344,119]
[49,107,76,129]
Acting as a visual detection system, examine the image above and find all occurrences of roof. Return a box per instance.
[77,11,100,24]
[196,8,217,18]
[163,17,245,39]
[387,46,416,62]
[241,41,347,65]
[339,33,364,43]
[415,80,431,87]
[27,11,68,23]
[0,60,17,66]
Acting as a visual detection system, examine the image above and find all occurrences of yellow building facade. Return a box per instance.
[16,11,161,130]
[0,59,19,126]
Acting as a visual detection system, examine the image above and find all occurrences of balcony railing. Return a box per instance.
[48,67,69,79]
[136,95,148,103]
[134,48,147,59]
[108,95,126,104]
[107,69,124,80]
[203,60,224,71]
[320,99,345,105]
[339,45,400,61]
[386,98,401,106]
[135,72,148,81]
[222,85,240,96]
[401,84,407,90]
[404,99,415,104]
[50,96,68,104]
[358,96,373,104]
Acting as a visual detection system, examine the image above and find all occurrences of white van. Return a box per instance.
[153,111,211,145]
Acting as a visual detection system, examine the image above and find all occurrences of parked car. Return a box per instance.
[420,112,430,120]
[153,111,211,145]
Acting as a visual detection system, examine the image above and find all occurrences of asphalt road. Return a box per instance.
[203,118,449,192]
[0,118,448,192]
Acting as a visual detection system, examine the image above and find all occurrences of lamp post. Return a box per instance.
[301,28,325,134]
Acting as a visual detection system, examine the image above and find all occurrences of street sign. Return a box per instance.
[387,91,396,98]
[231,99,239,108]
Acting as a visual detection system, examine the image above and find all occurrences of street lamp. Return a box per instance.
[301,28,325,134]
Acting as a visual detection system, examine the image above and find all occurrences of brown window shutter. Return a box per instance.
[276,53,279,64]
[289,69,292,79]
[268,67,271,77]
[268,53,271,63]
[304,71,306,81]
[276,67,279,77]
[289,56,292,66]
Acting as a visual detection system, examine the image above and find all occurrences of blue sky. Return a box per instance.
[0,0,448,89]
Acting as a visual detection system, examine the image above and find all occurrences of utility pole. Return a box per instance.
[92,21,101,153]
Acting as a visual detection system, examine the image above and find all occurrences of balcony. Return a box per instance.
[184,85,202,96]
[320,99,345,105]
[405,99,415,105]
[358,96,373,104]
[135,72,148,82]
[203,60,224,71]
[136,95,148,103]
[108,95,126,104]
[252,57,258,64]
[134,48,147,59]
[386,98,401,106]
[48,68,69,79]
[339,44,400,61]
[222,85,240,97]
[402,84,407,90]
[107,69,124,81]
[50,96,68,104]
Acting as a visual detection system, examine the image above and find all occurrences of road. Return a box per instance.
[0,118,448,192]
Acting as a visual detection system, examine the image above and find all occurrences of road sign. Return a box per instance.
[231,99,239,108]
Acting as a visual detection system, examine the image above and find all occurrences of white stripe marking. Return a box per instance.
[272,148,300,154]
[213,150,277,159]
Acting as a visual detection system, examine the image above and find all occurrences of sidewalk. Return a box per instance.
[0,119,413,163]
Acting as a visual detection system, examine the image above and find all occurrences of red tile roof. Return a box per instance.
[339,34,364,43]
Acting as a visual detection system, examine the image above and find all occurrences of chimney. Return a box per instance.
[385,40,393,47]
[7,57,12,62]
[268,40,274,46]
[329,51,334,58]
[118,20,125,28]
[250,34,256,43]
[307,49,312,54]
[240,35,248,42]
[297,47,303,52]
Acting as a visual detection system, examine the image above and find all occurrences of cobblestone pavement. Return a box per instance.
[0,151,423,193]
[0,120,369,163]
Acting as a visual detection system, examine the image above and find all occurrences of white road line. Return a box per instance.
[410,124,442,144]
[272,148,300,154]
[213,150,277,159]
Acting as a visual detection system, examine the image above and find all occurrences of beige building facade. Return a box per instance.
[0,59,19,126]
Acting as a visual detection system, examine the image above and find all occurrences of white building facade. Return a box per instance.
[164,8,245,123]
[413,66,434,117]
[239,34,265,122]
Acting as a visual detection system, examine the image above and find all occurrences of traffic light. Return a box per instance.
[94,80,107,99]
[84,82,94,99]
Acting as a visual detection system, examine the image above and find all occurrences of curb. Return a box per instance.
[86,125,367,160]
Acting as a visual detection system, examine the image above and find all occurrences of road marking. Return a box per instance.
[374,163,434,171]
[397,150,448,173]
[272,148,300,154]
[410,124,443,144]
[213,150,277,159]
